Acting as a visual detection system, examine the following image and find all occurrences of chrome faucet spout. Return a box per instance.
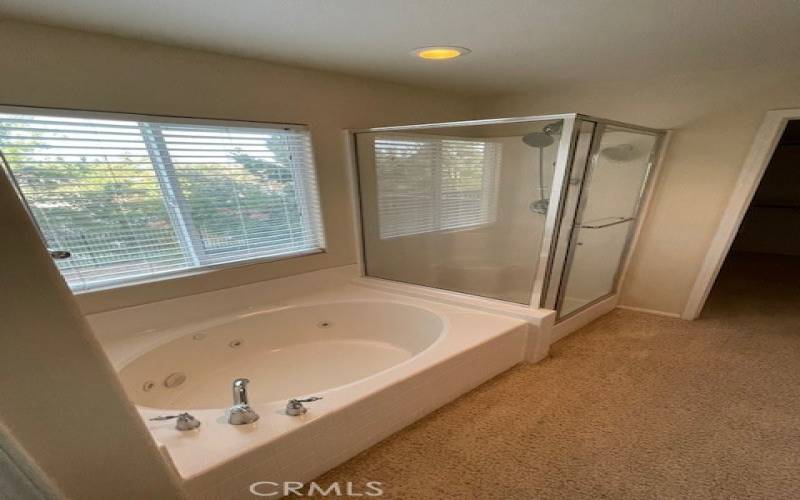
[233,378,250,406]
[228,378,259,425]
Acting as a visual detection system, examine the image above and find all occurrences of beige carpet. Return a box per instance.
[305,252,800,499]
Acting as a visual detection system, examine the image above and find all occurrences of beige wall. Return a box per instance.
[482,67,800,315]
[4,20,800,319]
[0,165,186,499]
[0,19,478,314]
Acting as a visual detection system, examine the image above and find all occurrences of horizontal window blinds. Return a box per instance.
[373,135,500,238]
[0,112,324,291]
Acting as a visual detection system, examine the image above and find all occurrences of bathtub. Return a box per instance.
[118,301,445,411]
[91,267,545,500]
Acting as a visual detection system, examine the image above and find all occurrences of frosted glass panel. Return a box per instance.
[355,120,564,304]
[558,125,658,316]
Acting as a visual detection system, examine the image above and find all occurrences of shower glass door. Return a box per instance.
[555,124,661,318]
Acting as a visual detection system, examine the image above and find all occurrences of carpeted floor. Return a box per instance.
[306,252,800,499]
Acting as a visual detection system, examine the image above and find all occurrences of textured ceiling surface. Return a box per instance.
[1,0,799,95]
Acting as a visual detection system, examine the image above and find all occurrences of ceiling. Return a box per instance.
[1,0,799,95]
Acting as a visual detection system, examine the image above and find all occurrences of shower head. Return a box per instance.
[521,121,563,148]
[600,143,640,162]
[522,132,555,148]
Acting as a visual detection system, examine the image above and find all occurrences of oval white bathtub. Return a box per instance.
[118,301,444,410]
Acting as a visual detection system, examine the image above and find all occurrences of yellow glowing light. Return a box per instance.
[413,46,470,60]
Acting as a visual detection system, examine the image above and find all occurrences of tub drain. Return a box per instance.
[229,339,243,348]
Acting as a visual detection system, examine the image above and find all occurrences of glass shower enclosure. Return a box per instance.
[352,114,664,321]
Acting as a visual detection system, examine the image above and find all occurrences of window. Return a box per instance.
[373,135,501,238]
[0,109,325,292]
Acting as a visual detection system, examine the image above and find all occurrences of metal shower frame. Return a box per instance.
[347,113,666,321]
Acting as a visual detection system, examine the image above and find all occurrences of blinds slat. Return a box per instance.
[373,135,500,239]
[0,111,325,291]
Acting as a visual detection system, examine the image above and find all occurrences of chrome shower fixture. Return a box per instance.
[521,121,563,147]
[522,131,555,148]
[530,199,549,214]
[543,121,563,136]
[522,121,562,215]
[600,143,640,162]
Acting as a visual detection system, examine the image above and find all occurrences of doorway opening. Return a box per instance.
[700,119,800,318]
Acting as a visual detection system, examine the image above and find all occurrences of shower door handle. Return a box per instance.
[577,217,634,229]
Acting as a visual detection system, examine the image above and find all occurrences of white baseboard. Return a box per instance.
[616,304,681,318]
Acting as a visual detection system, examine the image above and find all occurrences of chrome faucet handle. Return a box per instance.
[150,412,201,431]
[228,378,260,425]
[228,404,260,425]
[286,396,323,416]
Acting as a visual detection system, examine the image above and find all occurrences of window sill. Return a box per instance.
[73,248,330,314]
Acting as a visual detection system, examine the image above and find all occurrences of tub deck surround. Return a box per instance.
[87,264,362,343]
[355,276,556,362]
[91,273,538,500]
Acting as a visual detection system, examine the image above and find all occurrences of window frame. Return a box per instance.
[0,105,327,293]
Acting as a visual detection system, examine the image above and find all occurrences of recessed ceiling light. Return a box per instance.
[412,46,471,60]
